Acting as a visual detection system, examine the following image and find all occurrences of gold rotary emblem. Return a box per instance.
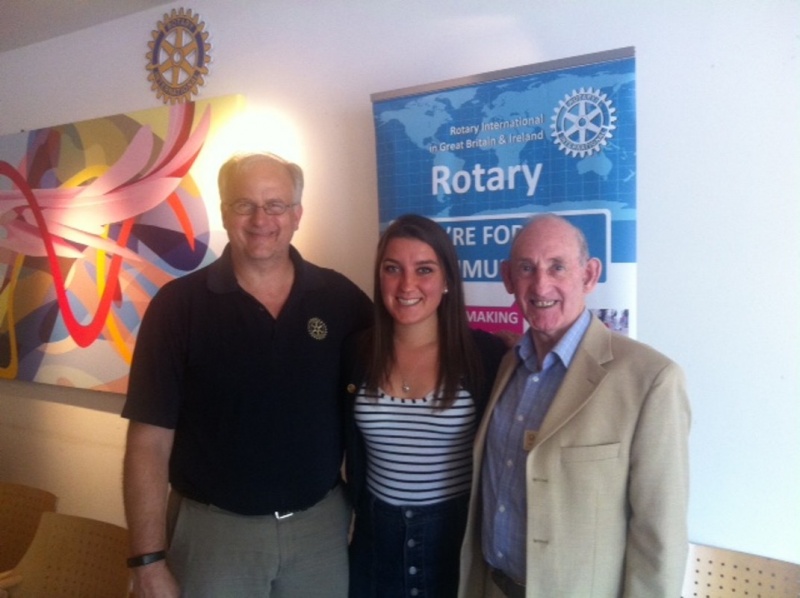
[307,317,328,341]
[146,8,211,104]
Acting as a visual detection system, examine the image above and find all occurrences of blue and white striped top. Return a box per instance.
[354,386,476,506]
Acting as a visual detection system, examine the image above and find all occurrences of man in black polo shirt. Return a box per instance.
[122,152,372,597]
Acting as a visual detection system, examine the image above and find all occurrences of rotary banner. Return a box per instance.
[371,47,636,337]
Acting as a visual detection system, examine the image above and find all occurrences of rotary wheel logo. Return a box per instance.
[550,87,617,158]
[146,8,211,104]
[307,317,328,341]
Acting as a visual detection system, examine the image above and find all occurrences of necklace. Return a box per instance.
[393,340,438,397]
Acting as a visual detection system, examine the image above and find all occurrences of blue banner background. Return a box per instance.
[372,49,636,334]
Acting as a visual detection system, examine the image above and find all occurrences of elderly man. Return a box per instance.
[122,152,372,597]
[459,213,690,597]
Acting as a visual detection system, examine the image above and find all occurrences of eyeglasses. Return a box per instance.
[227,200,298,216]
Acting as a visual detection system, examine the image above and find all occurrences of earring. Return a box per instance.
[443,287,449,294]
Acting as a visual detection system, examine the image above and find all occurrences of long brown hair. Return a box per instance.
[364,214,482,408]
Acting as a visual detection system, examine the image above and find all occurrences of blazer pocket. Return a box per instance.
[561,442,620,463]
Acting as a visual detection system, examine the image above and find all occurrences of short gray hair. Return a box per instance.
[217,152,304,205]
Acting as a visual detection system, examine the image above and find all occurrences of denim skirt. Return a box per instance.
[349,491,470,598]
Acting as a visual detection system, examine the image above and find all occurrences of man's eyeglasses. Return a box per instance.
[227,200,298,216]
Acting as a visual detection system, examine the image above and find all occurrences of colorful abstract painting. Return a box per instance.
[0,96,242,393]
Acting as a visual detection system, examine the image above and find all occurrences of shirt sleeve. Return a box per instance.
[121,282,187,429]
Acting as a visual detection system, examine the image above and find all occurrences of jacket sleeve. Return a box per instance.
[624,360,691,597]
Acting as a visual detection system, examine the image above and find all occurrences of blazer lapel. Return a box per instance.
[535,318,612,447]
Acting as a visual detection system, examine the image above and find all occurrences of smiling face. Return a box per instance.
[379,237,448,330]
[221,159,302,267]
[502,216,601,355]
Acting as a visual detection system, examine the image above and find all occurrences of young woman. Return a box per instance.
[344,214,507,597]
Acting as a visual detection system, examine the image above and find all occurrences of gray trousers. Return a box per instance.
[167,485,349,597]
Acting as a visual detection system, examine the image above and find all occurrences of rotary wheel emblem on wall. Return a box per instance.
[146,8,211,104]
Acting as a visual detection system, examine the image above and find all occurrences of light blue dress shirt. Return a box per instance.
[481,309,592,582]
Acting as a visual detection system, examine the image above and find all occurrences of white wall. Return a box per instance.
[1,0,798,563]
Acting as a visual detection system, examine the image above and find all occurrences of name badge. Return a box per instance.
[523,430,537,451]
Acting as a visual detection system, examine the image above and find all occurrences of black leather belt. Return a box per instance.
[490,568,525,598]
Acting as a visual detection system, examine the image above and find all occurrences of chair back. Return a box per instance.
[0,483,57,571]
[682,542,800,597]
[4,512,130,598]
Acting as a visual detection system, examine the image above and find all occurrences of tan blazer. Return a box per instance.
[459,317,690,598]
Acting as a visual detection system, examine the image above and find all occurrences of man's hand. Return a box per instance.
[131,560,180,598]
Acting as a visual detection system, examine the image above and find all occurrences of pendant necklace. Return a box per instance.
[394,335,437,398]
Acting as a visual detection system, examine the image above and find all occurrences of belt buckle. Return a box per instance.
[274,510,294,520]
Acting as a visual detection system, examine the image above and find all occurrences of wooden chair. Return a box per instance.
[0,512,130,598]
[682,542,800,598]
[0,483,57,571]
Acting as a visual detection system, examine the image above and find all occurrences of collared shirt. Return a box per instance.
[122,244,372,515]
[481,309,591,582]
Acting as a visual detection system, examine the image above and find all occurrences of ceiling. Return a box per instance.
[0,0,169,53]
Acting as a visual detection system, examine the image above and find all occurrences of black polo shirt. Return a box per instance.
[122,244,372,515]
